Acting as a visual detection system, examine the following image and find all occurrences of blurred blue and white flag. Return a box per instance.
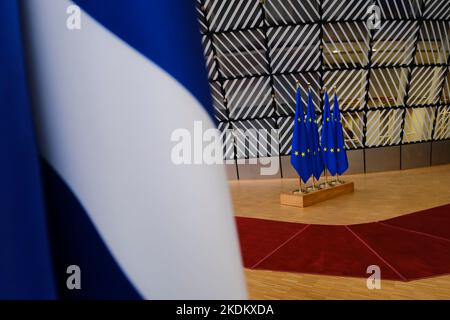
[19,0,246,299]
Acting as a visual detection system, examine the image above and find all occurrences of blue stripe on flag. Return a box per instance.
[0,0,56,299]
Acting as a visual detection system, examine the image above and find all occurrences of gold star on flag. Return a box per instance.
[326,117,330,122]
[337,148,340,152]
[301,152,305,157]
[294,151,299,156]
[323,147,327,151]
[330,148,334,152]
[307,148,310,153]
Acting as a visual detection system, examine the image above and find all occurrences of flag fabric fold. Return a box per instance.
[291,86,311,183]
[333,93,349,175]
[306,89,324,180]
[0,0,56,299]
[321,91,338,176]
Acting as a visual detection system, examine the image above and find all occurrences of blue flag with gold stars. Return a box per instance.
[333,93,349,175]
[291,86,311,183]
[321,91,337,176]
[306,89,324,180]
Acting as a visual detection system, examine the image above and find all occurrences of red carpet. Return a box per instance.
[236,204,450,281]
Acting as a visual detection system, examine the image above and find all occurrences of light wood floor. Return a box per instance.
[229,164,450,299]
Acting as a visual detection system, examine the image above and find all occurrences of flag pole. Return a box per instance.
[306,82,316,192]
[299,177,302,194]
[322,85,329,188]
[296,80,305,194]
[333,85,339,185]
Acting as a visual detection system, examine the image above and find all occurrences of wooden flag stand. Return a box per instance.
[280,180,354,208]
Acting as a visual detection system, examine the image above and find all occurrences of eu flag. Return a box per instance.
[321,91,337,176]
[291,85,311,183]
[333,93,349,175]
[306,89,324,180]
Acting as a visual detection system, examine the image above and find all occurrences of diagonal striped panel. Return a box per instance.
[323,21,370,69]
[423,0,450,20]
[273,72,321,116]
[202,35,219,81]
[196,0,208,34]
[368,67,409,108]
[267,24,321,73]
[218,121,235,160]
[277,116,294,155]
[209,82,228,122]
[203,0,263,32]
[407,67,446,106]
[224,76,274,120]
[377,0,423,19]
[433,106,450,140]
[366,109,404,147]
[372,21,419,66]
[441,68,450,104]
[213,29,269,77]
[341,111,365,149]
[323,69,367,111]
[415,21,450,65]
[232,118,279,159]
[263,0,319,25]
[323,0,369,21]
[402,107,436,143]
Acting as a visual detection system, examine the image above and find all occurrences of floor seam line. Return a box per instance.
[377,221,450,243]
[345,225,408,282]
[251,224,311,269]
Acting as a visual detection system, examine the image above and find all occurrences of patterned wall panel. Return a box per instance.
[323,69,367,110]
[368,67,408,108]
[371,21,419,66]
[232,118,279,158]
[322,21,370,69]
[366,109,404,147]
[433,106,450,140]
[264,0,319,25]
[415,21,450,65]
[197,0,450,166]
[322,0,369,21]
[273,71,321,115]
[223,76,274,120]
[402,107,436,142]
[407,66,446,106]
[267,24,321,73]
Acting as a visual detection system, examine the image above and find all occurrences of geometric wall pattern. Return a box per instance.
[197,0,450,165]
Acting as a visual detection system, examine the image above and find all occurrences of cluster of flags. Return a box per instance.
[290,83,349,184]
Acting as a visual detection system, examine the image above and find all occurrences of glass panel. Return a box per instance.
[366,109,404,147]
[323,21,370,69]
[402,107,436,143]
[368,68,408,108]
